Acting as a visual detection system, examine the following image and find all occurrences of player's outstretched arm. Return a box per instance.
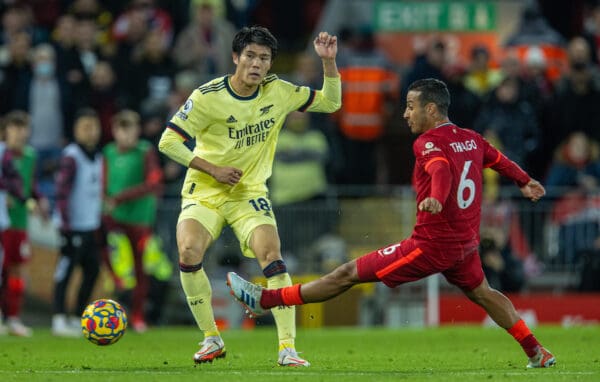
[313,31,338,77]
[520,179,545,202]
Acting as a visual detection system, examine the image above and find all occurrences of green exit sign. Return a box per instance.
[374,1,496,32]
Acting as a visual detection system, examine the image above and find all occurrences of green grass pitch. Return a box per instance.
[0,325,598,381]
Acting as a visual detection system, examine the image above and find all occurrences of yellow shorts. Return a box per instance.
[177,194,277,258]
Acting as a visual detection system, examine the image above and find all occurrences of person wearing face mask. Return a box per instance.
[10,43,74,203]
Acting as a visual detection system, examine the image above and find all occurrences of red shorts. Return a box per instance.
[356,237,485,291]
[1,229,31,266]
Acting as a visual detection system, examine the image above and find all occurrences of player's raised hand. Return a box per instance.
[313,32,337,59]
[520,179,546,202]
[211,166,242,186]
[418,197,443,214]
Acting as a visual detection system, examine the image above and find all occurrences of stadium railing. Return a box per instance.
[24,185,599,327]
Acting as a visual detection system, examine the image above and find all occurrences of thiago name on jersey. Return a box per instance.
[449,139,477,153]
[229,117,276,149]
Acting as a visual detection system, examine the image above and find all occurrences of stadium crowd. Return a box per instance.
[1,0,600,337]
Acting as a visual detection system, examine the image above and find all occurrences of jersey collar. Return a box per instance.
[225,75,260,101]
[434,121,454,129]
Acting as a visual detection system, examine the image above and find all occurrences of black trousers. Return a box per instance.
[53,230,101,316]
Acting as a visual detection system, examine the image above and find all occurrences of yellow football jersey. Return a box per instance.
[168,74,341,203]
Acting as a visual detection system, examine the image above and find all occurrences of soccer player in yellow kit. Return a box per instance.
[158,26,341,366]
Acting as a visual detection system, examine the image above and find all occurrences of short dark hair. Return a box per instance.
[232,26,278,59]
[74,107,99,122]
[112,109,140,128]
[1,110,29,130]
[407,78,450,116]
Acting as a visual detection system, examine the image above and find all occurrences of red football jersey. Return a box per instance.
[411,122,529,245]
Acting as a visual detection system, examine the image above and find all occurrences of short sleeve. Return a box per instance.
[413,135,448,172]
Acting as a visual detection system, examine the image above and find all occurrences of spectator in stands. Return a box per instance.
[111,0,172,93]
[167,70,201,118]
[287,51,344,184]
[474,77,540,173]
[15,43,74,200]
[222,0,259,29]
[288,51,321,89]
[499,52,548,179]
[583,1,600,64]
[0,31,32,115]
[388,37,448,186]
[544,37,600,162]
[123,28,175,112]
[0,110,48,337]
[521,46,555,114]
[112,0,173,47]
[504,0,565,48]
[562,36,600,87]
[52,108,103,337]
[76,16,108,75]
[270,111,334,257]
[336,25,398,185]
[443,62,481,130]
[103,110,163,332]
[0,4,47,47]
[479,236,525,293]
[401,36,447,99]
[50,14,80,87]
[88,61,119,145]
[499,50,543,116]
[545,131,600,192]
[544,132,600,265]
[67,0,115,54]
[141,104,184,197]
[66,17,108,108]
[464,44,503,98]
[172,0,235,82]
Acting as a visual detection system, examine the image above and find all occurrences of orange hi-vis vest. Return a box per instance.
[338,65,398,141]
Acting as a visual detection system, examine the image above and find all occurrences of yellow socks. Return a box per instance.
[180,268,220,338]
[268,272,296,350]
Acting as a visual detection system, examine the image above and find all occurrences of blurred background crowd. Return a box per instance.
[1,0,600,334]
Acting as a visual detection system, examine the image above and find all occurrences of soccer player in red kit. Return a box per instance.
[227,78,555,369]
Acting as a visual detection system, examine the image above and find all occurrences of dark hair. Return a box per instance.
[112,109,140,128]
[1,110,29,130]
[74,107,99,122]
[407,78,450,116]
[232,26,278,59]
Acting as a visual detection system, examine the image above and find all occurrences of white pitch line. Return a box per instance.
[0,370,596,376]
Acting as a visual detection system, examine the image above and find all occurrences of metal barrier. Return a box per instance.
[155,185,597,292]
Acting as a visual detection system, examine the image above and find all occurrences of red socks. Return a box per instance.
[4,277,25,317]
[507,319,541,357]
[261,284,304,309]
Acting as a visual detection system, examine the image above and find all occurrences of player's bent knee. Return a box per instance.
[177,239,205,264]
